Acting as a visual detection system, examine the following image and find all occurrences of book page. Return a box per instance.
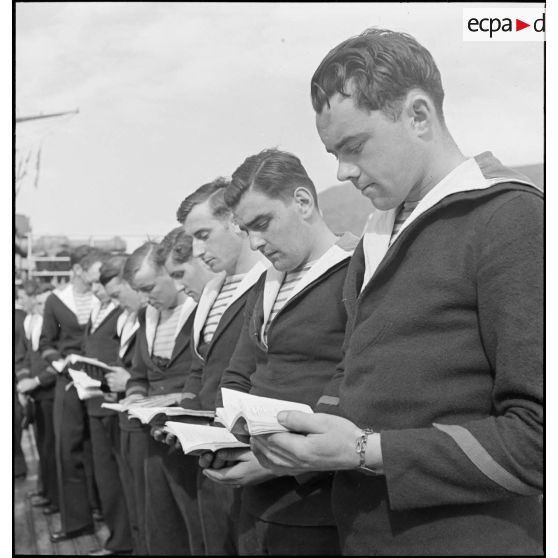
[164,422,249,454]
[101,402,126,412]
[220,388,314,436]
[68,354,113,371]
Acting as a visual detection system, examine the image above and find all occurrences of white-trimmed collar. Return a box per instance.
[89,298,118,332]
[53,284,79,316]
[192,261,269,358]
[24,313,43,352]
[145,296,197,357]
[360,156,535,292]
[117,309,140,359]
[260,238,355,346]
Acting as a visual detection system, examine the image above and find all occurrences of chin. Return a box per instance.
[370,197,400,212]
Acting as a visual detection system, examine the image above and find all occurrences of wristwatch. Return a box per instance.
[355,428,378,475]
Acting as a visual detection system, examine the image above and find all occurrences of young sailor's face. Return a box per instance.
[91,281,111,304]
[183,201,242,274]
[316,92,423,210]
[80,261,103,288]
[164,256,214,302]
[133,262,178,310]
[233,188,310,272]
[105,276,143,313]
[34,292,49,316]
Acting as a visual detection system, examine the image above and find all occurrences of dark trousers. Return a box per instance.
[197,469,242,555]
[144,436,205,555]
[13,392,27,477]
[238,507,341,556]
[120,423,149,556]
[34,399,58,505]
[89,414,133,553]
[53,376,95,532]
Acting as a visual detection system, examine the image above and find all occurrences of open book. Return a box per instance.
[125,406,215,425]
[67,354,114,372]
[216,388,314,440]
[164,422,249,456]
[68,369,104,400]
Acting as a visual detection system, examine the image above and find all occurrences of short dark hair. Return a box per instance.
[20,279,41,297]
[155,227,194,267]
[225,148,318,209]
[78,248,110,271]
[311,28,445,122]
[122,242,159,283]
[176,177,232,224]
[99,255,127,286]
[70,245,92,266]
[19,280,53,297]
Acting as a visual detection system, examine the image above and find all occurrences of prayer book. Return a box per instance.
[67,354,114,371]
[164,421,249,455]
[216,388,314,441]
[68,368,104,400]
[126,405,215,424]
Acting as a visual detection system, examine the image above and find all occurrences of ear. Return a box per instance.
[403,90,435,138]
[293,187,315,218]
[73,263,83,274]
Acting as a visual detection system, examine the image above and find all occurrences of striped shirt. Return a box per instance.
[90,302,114,333]
[264,262,313,342]
[152,304,183,359]
[202,273,245,344]
[74,290,94,326]
[391,199,420,240]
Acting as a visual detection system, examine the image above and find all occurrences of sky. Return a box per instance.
[15,2,544,248]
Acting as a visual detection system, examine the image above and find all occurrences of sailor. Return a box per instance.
[204,149,358,555]
[252,28,543,556]
[16,281,58,513]
[174,181,267,555]
[121,240,207,555]
[39,246,106,542]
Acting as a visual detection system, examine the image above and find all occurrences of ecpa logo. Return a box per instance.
[463,8,545,42]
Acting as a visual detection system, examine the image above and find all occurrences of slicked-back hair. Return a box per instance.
[79,249,110,271]
[155,227,194,266]
[100,255,127,286]
[311,28,445,123]
[122,241,160,284]
[176,177,232,224]
[225,148,318,209]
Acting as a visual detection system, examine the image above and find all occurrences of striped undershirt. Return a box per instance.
[391,199,420,240]
[202,273,245,344]
[74,289,94,326]
[263,262,313,342]
[152,304,183,359]
[90,302,113,333]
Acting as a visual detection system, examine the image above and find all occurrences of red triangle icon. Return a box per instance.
[516,19,530,31]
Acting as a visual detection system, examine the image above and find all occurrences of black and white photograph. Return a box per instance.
[12,2,546,555]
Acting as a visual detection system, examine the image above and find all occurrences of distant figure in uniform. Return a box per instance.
[39,246,106,542]
[101,255,149,556]
[121,240,207,555]
[252,28,543,556]
[16,281,58,511]
[83,257,133,557]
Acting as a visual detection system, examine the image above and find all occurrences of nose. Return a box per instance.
[337,159,360,182]
[192,238,205,258]
[248,232,266,252]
